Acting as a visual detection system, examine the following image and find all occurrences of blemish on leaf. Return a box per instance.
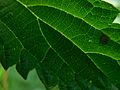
[100,34,109,45]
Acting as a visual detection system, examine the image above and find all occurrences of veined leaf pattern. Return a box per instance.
[0,0,120,89]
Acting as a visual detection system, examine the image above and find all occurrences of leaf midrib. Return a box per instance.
[15,0,120,61]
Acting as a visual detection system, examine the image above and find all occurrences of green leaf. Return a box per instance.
[0,0,120,89]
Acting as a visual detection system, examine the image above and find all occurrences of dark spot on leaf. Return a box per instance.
[100,34,109,45]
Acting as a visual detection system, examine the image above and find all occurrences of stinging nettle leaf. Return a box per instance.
[0,0,120,90]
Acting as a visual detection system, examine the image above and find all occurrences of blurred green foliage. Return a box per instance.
[0,65,46,90]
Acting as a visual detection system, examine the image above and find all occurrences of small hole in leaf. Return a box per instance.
[100,34,109,45]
